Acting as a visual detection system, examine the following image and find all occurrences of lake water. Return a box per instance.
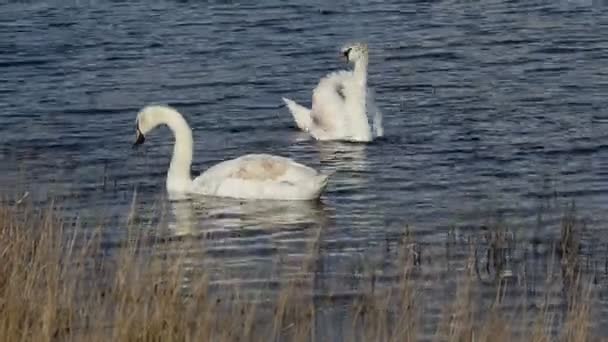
[1,0,608,338]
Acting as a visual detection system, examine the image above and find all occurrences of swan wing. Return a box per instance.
[285,68,377,142]
[308,70,354,138]
[282,97,312,131]
[313,70,353,109]
[192,154,329,200]
[282,71,351,135]
[317,70,353,87]
[313,70,375,141]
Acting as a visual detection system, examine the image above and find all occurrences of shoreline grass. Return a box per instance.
[0,197,600,341]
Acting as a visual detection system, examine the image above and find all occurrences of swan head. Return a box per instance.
[133,105,171,147]
[341,42,368,64]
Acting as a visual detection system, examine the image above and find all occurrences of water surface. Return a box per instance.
[1,0,608,337]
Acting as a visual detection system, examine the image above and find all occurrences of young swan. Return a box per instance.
[282,42,383,142]
[133,105,330,200]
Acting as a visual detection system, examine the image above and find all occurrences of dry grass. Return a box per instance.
[0,197,600,342]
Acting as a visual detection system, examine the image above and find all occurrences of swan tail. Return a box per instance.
[282,97,312,132]
[304,170,332,199]
[310,173,330,199]
[318,170,337,190]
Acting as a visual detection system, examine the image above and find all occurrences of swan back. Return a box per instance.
[192,154,329,200]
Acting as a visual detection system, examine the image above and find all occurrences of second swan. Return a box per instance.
[282,42,383,142]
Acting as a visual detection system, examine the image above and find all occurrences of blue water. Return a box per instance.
[1,0,608,337]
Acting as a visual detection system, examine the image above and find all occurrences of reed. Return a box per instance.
[0,197,599,342]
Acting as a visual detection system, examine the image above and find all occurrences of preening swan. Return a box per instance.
[282,42,383,142]
[133,105,330,200]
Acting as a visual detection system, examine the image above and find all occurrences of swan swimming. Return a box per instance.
[282,42,383,142]
[133,105,330,200]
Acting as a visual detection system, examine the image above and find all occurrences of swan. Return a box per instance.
[133,105,330,200]
[282,42,383,142]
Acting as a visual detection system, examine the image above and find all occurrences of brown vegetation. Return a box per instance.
[0,198,599,342]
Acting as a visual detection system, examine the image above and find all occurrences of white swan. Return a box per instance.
[133,105,330,200]
[282,42,383,142]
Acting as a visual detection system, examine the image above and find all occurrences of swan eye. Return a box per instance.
[343,48,352,58]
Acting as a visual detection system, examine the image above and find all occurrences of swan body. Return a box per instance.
[282,42,383,142]
[134,105,330,200]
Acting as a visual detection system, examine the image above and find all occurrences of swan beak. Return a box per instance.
[133,129,145,148]
[342,48,351,63]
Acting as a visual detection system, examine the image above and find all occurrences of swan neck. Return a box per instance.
[162,109,193,191]
[347,56,371,141]
[353,56,368,87]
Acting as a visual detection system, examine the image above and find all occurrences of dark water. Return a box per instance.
[1,0,608,337]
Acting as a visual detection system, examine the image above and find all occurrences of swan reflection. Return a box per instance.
[317,141,371,201]
[317,141,369,172]
[165,197,331,237]
[152,197,332,293]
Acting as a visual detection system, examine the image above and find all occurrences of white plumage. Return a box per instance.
[134,105,330,201]
[282,42,384,142]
